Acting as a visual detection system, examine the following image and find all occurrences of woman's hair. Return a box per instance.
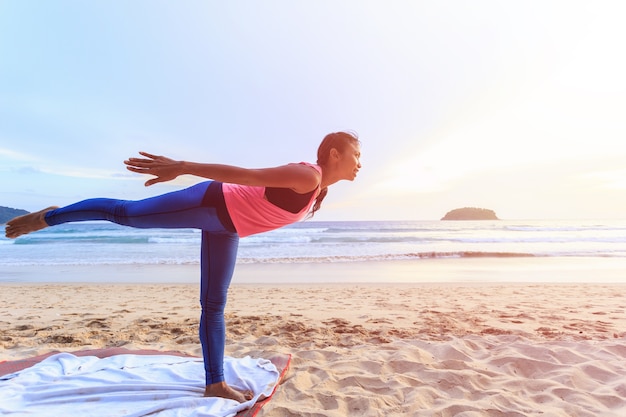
[309,131,360,218]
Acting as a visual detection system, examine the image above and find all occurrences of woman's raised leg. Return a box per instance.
[6,182,222,237]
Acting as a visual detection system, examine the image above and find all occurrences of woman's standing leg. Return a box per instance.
[199,229,250,401]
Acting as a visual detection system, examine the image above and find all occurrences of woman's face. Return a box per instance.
[337,141,361,181]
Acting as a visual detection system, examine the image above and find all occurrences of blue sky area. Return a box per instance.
[1,1,625,220]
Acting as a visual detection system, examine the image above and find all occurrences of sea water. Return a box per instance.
[2,219,625,268]
[0,220,626,282]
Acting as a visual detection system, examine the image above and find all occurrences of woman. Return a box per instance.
[5,131,361,402]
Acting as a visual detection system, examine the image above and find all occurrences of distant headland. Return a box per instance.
[441,207,499,221]
[0,206,29,224]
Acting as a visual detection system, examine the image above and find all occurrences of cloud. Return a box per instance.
[0,147,38,162]
[7,163,125,181]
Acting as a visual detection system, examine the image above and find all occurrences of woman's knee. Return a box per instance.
[201,297,227,315]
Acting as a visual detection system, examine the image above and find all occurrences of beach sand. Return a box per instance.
[1,263,626,416]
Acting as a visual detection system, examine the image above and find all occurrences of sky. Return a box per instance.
[1,1,625,221]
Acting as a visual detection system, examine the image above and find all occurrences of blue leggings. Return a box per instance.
[44,181,239,385]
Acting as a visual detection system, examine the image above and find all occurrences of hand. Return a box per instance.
[124,152,183,186]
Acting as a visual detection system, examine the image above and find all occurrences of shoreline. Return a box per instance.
[3,256,626,284]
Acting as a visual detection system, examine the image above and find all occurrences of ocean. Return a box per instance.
[2,219,626,283]
[2,219,626,265]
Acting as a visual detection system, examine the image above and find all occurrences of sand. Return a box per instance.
[1,265,626,416]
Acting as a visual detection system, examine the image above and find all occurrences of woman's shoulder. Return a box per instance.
[293,161,322,174]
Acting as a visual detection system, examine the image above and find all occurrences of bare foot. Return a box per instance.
[204,381,254,402]
[5,206,58,239]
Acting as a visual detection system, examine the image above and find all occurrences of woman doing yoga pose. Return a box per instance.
[4,131,361,402]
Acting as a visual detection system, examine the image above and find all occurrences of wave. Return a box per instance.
[243,235,313,244]
[12,236,154,245]
[322,226,443,234]
[237,251,538,263]
[238,250,625,262]
[505,225,626,233]
[11,233,626,246]
[446,236,626,244]
[6,249,626,267]
[147,237,199,244]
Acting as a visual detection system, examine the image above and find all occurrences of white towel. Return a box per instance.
[0,353,280,417]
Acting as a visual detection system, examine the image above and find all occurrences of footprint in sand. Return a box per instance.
[44,335,77,344]
[366,318,393,325]
[85,319,110,329]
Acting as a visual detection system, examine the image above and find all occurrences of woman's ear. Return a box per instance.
[329,148,340,161]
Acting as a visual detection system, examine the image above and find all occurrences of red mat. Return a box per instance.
[0,348,290,417]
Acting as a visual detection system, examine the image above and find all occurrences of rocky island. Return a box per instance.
[441,207,499,221]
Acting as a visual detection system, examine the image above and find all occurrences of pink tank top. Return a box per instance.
[222,162,322,237]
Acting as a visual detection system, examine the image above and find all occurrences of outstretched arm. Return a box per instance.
[124,152,320,193]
